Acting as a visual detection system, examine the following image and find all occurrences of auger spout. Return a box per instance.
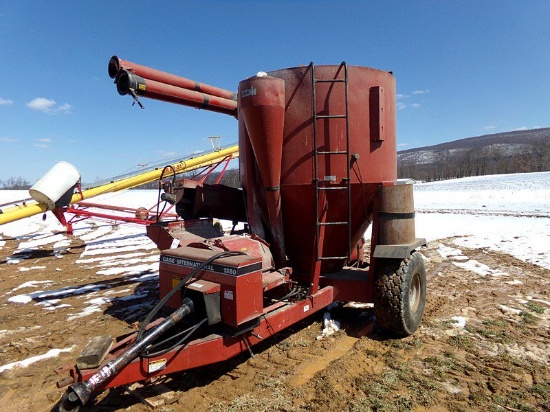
[110,56,238,117]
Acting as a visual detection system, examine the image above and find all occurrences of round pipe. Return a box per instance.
[109,56,237,101]
[116,70,237,117]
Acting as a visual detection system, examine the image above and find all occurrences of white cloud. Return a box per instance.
[397,89,428,109]
[1,136,17,143]
[397,102,421,110]
[34,138,52,148]
[484,125,496,130]
[57,103,72,113]
[27,97,56,112]
[514,126,528,131]
[26,97,72,114]
[0,97,13,106]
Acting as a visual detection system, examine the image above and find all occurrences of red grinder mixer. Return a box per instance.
[55,58,426,411]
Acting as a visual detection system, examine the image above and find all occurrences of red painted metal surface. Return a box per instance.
[238,76,285,191]
[116,70,237,117]
[109,56,237,101]
[159,246,264,326]
[62,286,333,391]
[238,75,286,267]
[209,235,275,272]
[147,218,223,251]
[239,65,397,274]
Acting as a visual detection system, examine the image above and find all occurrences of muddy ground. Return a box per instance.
[0,225,549,412]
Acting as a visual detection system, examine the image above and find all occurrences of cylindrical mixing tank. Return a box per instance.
[239,64,397,273]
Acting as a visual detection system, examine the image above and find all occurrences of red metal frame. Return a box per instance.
[189,154,235,184]
[58,286,333,390]
[65,203,177,225]
[51,155,236,233]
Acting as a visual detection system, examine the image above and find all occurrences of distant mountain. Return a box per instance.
[397,128,550,181]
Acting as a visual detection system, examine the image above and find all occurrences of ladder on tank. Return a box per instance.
[310,62,352,263]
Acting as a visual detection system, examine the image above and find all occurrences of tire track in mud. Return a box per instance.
[289,334,363,388]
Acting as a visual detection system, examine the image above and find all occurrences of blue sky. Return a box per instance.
[1,1,549,183]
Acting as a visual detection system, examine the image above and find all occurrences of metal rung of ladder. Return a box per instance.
[316,114,347,119]
[318,186,348,191]
[317,150,347,155]
[310,61,352,263]
[315,79,346,83]
[319,256,348,261]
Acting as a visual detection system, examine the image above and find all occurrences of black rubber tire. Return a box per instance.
[373,252,426,337]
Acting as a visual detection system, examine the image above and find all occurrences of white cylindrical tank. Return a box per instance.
[29,161,80,209]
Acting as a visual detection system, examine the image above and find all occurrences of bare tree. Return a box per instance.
[532,137,550,172]
[1,176,31,189]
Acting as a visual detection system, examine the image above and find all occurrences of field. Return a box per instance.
[0,172,549,411]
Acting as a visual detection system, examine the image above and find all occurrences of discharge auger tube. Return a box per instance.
[58,298,195,412]
[116,69,238,117]
[108,56,237,101]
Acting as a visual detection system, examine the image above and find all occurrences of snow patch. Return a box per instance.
[12,280,54,291]
[7,283,107,305]
[0,346,75,373]
[18,266,46,272]
[437,245,464,259]
[316,312,341,340]
[67,306,102,321]
[452,259,508,277]
[451,316,467,328]
[498,304,522,315]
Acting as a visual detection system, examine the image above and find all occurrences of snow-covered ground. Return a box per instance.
[414,171,550,269]
[414,171,550,216]
[1,171,549,269]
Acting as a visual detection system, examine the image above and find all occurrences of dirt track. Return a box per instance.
[0,225,549,412]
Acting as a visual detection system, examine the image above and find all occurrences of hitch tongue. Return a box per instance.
[57,298,194,412]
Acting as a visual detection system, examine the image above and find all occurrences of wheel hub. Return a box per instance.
[409,272,421,313]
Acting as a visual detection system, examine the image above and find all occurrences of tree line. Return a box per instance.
[398,138,550,182]
[0,176,31,189]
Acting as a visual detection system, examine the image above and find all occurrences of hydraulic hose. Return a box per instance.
[156,165,176,222]
[141,317,208,358]
[136,250,246,342]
